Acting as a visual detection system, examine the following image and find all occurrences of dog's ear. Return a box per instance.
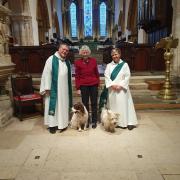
[115,113,120,118]
[79,104,85,114]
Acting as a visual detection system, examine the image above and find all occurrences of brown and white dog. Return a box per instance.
[70,102,88,131]
[101,108,119,133]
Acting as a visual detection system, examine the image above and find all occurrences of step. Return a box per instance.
[130,75,165,83]
[129,82,148,90]
[32,75,165,94]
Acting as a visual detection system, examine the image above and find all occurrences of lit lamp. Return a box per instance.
[155,35,179,100]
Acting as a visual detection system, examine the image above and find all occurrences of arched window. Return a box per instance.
[84,0,92,37]
[70,2,77,38]
[100,2,106,37]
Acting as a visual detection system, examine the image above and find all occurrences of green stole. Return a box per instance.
[99,61,125,112]
[48,55,72,116]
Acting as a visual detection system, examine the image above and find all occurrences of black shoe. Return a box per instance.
[86,124,89,128]
[92,123,97,129]
[116,126,127,129]
[59,127,67,133]
[127,125,136,130]
[49,127,56,134]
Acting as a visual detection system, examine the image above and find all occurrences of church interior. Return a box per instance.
[0,0,180,179]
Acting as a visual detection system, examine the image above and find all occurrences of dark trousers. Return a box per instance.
[80,85,98,124]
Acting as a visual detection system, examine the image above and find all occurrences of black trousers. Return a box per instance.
[80,85,98,124]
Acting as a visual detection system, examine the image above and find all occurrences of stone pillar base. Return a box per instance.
[0,95,14,127]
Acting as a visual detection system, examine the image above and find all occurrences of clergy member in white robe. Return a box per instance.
[104,48,137,130]
[40,43,72,133]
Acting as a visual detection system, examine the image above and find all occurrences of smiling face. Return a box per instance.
[79,45,91,59]
[81,49,90,57]
[58,44,69,59]
[111,49,121,63]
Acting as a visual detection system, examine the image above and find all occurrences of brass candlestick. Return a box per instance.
[155,35,179,100]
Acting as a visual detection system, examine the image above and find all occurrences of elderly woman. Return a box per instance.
[103,48,138,130]
[74,45,100,128]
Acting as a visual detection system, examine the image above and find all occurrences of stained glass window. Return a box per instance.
[100,2,106,36]
[70,3,77,37]
[84,0,92,37]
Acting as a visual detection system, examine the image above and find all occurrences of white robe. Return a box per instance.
[104,59,138,127]
[40,52,70,129]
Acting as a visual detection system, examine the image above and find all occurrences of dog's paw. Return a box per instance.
[110,129,115,133]
[109,127,115,133]
[78,128,82,132]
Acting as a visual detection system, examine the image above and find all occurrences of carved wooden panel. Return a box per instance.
[151,48,165,71]
[9,44,165,74]
[10,45,57,74]
[133,48,150,71]
[27,52,44,73]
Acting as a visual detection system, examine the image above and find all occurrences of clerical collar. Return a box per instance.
[60,58,65,62]
[56,51,65,61]
[112,59,122,64]
[59,56,65,62]
[113,61,120,64]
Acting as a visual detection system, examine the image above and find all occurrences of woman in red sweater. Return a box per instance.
[74,45,100,128]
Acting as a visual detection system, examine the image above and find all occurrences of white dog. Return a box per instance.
[101,108,119,133]
[70,102,88,131]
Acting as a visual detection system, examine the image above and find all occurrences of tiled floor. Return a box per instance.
[0,110,180,180]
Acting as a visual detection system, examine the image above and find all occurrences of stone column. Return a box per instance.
[114,0,121,25]
[77,0,83,40]
[172,0,180,77]
[11,15,33,46]
[107,8,114,39]
[93,0,99,39]
[62,1,70,39]
[0,5,15,127]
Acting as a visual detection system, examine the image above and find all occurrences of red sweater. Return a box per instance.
[74,57,100,90]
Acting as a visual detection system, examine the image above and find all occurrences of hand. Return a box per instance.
[111,85,122,92]
[77,90,81,95]
[45,90,50,96]
[115,85,122,92]
[111,85,117,91]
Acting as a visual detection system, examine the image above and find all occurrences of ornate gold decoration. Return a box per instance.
[155,35,179,100]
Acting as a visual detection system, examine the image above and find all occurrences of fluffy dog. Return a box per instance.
[101,108,119,133]
[70,102,88,131]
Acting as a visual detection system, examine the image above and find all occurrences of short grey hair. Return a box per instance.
[57,43,69,50]
[79,45,91,55]
[111,48,121,56]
